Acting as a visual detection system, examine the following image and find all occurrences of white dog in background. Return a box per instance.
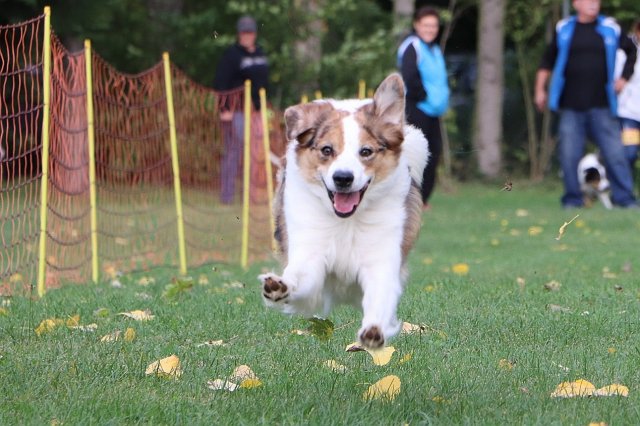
[259,74,429,349]
[578,153,613,209]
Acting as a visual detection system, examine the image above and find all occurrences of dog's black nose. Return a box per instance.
[333,171,354,190]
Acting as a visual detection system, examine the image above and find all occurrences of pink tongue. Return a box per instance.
[333,192,361,214]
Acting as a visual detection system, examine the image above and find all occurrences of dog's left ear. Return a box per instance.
[372,73,405,125]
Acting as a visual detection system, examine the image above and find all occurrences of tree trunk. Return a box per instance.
[294,0,323,95]
[392,0,414,42]
[473,0,504,178]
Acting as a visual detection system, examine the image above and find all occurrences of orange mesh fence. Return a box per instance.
[0,15,45,294]
[171,63,284,266]
[44,33,91,287]
[170,68,243,265]
[2,10,284,293]
[91,53,179,277]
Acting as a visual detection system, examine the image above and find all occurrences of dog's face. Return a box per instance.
[283,74,406,218]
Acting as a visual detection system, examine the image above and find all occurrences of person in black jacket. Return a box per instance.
[213,15,269,204]
[397,6,450,210]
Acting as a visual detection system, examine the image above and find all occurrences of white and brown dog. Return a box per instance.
[259,74,429,348]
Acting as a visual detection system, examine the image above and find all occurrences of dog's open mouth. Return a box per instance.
[327,184,369,218]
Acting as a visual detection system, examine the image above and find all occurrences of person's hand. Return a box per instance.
[220,110,233,122]
[534,88,547,112]
[614,78,627,94]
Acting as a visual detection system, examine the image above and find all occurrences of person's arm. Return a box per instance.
[400,44,427,102]
[614,32,637,92]
[534,32,558,112]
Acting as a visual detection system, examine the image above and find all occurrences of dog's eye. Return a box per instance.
[321,146,333,156]
[359,147,374,158]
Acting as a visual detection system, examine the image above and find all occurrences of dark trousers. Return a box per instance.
[406,102,442,203]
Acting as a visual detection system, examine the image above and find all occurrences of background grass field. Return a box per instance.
[1,181,640,425]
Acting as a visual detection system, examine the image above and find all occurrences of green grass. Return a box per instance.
[2,181,640,425]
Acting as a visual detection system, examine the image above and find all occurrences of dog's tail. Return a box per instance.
[402,125,430,186]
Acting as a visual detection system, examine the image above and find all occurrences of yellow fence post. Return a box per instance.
[37,6,52,297]
[314,90,322,100]
[259,88,276,252]
[84,40,99,283]
[358,79,366,99]
[162,52,187,276]
[300,94,308,104]
[240,80,252,268]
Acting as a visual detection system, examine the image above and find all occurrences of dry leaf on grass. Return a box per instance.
[324,359,347,373]
[363,375,401,402]
[207,379,238,391]
[345,342,396,366]
[119,309,154,321]
[555,214,579,240]
[196,339,227,347]
[550,379,595,397]
[230,365,258,382]
[593,384,629,397]
[34,318,63,336]
[401,322,424,334]
[208,364,262,392]
[145,354,182,378]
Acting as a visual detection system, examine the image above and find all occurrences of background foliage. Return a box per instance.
[2,0,640,178]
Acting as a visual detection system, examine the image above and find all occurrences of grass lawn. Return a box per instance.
[1,181,640,425]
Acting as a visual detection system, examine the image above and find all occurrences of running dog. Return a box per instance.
[578,153,613,209]
[259,74,429,349]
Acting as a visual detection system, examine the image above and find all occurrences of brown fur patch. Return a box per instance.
[401,183,423,260]
[354,104,404,183]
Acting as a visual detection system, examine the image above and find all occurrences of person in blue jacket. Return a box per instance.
[397,6,450,210]
[535,0,638,209]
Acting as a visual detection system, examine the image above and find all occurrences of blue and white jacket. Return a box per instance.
[548,15,621,115]
[397,35,449,117]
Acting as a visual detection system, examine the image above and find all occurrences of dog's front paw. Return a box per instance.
[259,273,290,303]
[359,325,385,349]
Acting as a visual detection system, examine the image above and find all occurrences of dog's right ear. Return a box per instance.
[284,102,332,146]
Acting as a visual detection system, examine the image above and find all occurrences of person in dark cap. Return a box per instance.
[213,15,269,204]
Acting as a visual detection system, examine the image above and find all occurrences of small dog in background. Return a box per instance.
[578,153,613,209]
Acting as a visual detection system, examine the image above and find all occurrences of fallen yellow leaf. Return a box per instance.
[452,263,469,276]
[145,354,182,378]
[555,214,579,240]
[100,330,121,342]
[35,318,64,336]
[239,378,263,389]
[207,379,238,391]
[323,359,347,373]
[65,315,80,327]
[124,327,136,342]
[550,379,595,398]
[119,309,154,321]
[594,384,629,397]
[230,365,257,382]
[196,339,226,347]
[401,322,423,334]
[498,359,515,371]
[363,375,401,402]
[345,342,395,365]
[398,352,413,365]
[368,346,396,366]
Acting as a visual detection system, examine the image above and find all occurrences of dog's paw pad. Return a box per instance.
[359,325,384,349]
[260,274,289,303]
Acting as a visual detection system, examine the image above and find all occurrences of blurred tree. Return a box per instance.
[474,0,504,178]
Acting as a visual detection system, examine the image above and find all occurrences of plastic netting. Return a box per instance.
[0,15,45,294]
[1,11,284,294]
